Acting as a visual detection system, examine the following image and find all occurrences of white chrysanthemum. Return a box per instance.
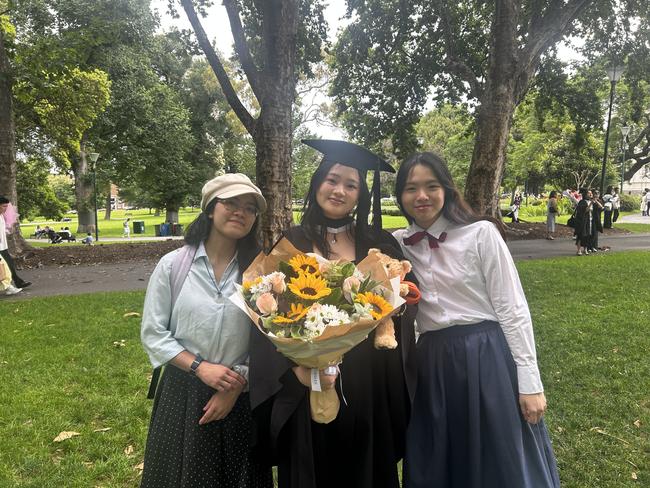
[319,304,350,326]
[250,276,272,296]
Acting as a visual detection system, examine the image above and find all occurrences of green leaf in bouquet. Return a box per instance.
[340,262,356,279]
[267,322,289,338]
[290,324,304,339]
[338,303,354,313]
[321,287,343,306]
[279,261,298,279]
[358,274,381,294]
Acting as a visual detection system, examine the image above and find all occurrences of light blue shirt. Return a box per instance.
[140,243,250,369]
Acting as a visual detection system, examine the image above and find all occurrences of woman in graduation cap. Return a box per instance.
[249,140,418,488]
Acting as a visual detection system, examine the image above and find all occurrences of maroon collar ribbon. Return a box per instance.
[403,231,447,249]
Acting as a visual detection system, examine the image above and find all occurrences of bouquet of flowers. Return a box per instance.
[230,238,405,423]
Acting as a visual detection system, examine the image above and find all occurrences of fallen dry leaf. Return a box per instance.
[123,312,141,319]
[631,472,637,480]
[124,445,134,456]
[633,420,641,428]
[134,462,144,472]
[53,431,81,442]
[93,427,111,432]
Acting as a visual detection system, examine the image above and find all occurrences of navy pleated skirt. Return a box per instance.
[404,321,560,488]
[141,365,273,488]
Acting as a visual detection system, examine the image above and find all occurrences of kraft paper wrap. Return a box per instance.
[230,238,405,423]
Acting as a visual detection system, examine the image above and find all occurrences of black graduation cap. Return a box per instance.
[302,139,394,232]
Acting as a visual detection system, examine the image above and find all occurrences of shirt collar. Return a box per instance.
[405,215,450,240]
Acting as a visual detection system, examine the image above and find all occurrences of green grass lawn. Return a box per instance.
[20,208,202,239]
[1,252,649,487]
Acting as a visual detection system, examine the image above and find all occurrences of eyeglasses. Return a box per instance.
[216,198,259,217]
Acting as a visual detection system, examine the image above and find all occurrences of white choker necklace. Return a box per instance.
[325,224,352,244]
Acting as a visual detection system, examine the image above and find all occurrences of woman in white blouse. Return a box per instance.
[393,153,560,488]
[140,174,272,488]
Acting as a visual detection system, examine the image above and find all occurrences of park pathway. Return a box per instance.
[5,229,650,300]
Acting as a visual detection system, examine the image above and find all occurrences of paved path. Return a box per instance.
[5,231,650,300]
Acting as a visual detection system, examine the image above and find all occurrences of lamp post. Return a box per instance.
[620,125,631,193]
[599,66,624,195]
[88,152,100,242]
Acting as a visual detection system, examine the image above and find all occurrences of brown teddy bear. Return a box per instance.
[368,248,413,349]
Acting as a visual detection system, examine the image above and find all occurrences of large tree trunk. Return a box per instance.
[465,90,517,216]
[255,0,297,249]
[181,0,298,249]
[255,106,294,249]
[72,143,97,234]
[165,208,179,223]
[0,26,31,255]
[464,0,519,217]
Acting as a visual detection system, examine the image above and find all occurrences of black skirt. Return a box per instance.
[404,321,560,488]
[141,365,273,488]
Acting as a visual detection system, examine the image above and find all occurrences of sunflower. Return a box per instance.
[242,277,262,293]
[355,292,392,320]
[273,303,309,324]
[288,273,331,300]
[288,254,320,275]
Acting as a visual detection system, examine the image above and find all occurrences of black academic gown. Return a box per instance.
[249,226,417,488]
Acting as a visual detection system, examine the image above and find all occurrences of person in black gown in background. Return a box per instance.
[249,140,418,488]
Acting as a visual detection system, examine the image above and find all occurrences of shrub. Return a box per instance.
[619,194,641,212]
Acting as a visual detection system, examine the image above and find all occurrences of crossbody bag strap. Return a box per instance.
[147,244,198,399]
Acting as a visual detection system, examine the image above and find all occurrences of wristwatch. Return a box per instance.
[189,354,203,376]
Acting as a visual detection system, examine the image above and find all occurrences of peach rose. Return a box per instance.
[268,272,287,294]
[256,292,278,315]
[342,276,361,295]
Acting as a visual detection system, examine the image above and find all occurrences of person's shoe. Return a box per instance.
[5,285,22,295]
[577,251,583,256]
[16,281,31,288]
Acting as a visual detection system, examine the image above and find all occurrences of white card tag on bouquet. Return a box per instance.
[311,368,322,392]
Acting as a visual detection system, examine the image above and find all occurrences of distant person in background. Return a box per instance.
[588,190,604,253]
[81,233,94,245]
[574,188,592,256]
[47,228,62,244]
[546,191,559,240]
[611,187,621,223]
[645,189,650,217]
[602,186,614,229]
[0,254,22,295]
[0,196,31,289]
[123,218,131,238]
[511,192,522,223]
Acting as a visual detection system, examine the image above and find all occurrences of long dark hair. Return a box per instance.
[300,158,373,258]
[395,152,505,237]
[184,198,261,266]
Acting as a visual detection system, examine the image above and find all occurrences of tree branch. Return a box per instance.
[433,0,483,99]
[519,0,591,78]
[222,0,264,101]
[180,0,257,136]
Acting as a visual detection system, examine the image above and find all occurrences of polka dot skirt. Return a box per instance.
[141,365,273,488]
